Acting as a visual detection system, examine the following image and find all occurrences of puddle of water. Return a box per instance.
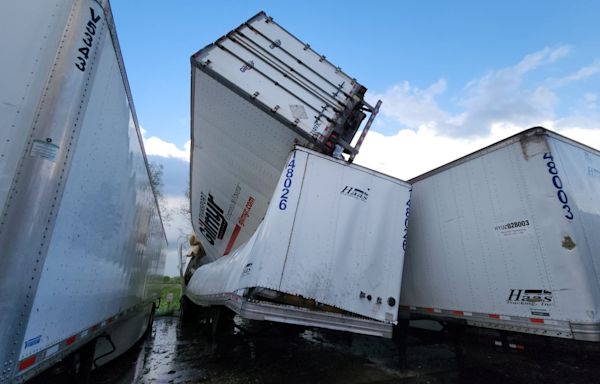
[90,315,600,384]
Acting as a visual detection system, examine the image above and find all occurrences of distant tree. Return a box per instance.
[180,179,191,222]
[162,275,171,283]
[148,162,164,199]
[149,161,172,223]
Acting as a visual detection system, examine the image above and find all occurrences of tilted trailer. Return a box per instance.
[185,11,412,338]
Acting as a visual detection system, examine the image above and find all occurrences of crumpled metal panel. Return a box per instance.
[187,147,411,323]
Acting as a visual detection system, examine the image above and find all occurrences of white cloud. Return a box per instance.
[548,60,600,87]
[356,45,600,179]
[453,46,570,135]
[373,46,573,137]
[140,127,190,161]
[370,79,449,130]
[554,127,600,149]
[356,122,600,182]
[355,123,524,180]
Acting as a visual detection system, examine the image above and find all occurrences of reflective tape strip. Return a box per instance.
[45,344,59,359]
[65,335,76,346]
[18,356,36,372]
[16,301,152,375]
[399,306,567,331]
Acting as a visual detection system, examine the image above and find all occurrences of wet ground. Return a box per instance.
[90,316,600,384]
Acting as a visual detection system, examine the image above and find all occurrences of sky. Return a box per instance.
[110,1,600,276]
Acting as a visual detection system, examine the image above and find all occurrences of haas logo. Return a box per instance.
[340,186,369,202]
[507,289,552,306]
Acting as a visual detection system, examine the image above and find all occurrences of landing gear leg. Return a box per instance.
[447,322,465,368]
[210,307,235,355]
[393,319,409,369]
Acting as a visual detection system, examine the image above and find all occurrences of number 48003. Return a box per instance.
[543,153,573,220]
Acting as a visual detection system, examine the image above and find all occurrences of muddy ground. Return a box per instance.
[90,316,600,384]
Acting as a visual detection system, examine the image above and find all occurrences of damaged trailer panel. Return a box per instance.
[400,127,600,341]
[187,147,411,337]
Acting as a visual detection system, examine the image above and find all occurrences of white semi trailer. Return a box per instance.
[186,12,411,338]
[400,127,600,342]
[0,0,166,382]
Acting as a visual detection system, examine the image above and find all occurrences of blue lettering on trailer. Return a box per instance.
[24,335,41,349]
[543,153,573,220]
[279,151,297,210]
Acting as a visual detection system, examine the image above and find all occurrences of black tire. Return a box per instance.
[144,303,156,338]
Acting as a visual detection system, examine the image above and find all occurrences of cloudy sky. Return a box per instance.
[111,1,600,275]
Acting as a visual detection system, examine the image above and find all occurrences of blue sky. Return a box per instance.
[109,1,600,274]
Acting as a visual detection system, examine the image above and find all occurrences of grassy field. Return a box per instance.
[156,277,182,316]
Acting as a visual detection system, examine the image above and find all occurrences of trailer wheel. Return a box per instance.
[144,303,156,338]
[180,295,193,323]
[63,339,96,384]
[180,295,209,325]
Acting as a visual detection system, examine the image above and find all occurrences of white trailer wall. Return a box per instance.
[0,0,73,219]
[400,128,600,340]
[20,14,166,359]
[0,0,166,379]
[188,147,411,324]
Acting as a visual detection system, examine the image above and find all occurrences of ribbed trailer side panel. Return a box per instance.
[193,11,364,146]
[0,1,73,211]
[0,0,166,380]
[20,15,166,360]
[400,128,600,340]
[190,68,309,262]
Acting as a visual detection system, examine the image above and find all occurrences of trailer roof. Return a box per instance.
[409,127,600,183]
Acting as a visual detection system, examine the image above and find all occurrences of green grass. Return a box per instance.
[156,283,182,316]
